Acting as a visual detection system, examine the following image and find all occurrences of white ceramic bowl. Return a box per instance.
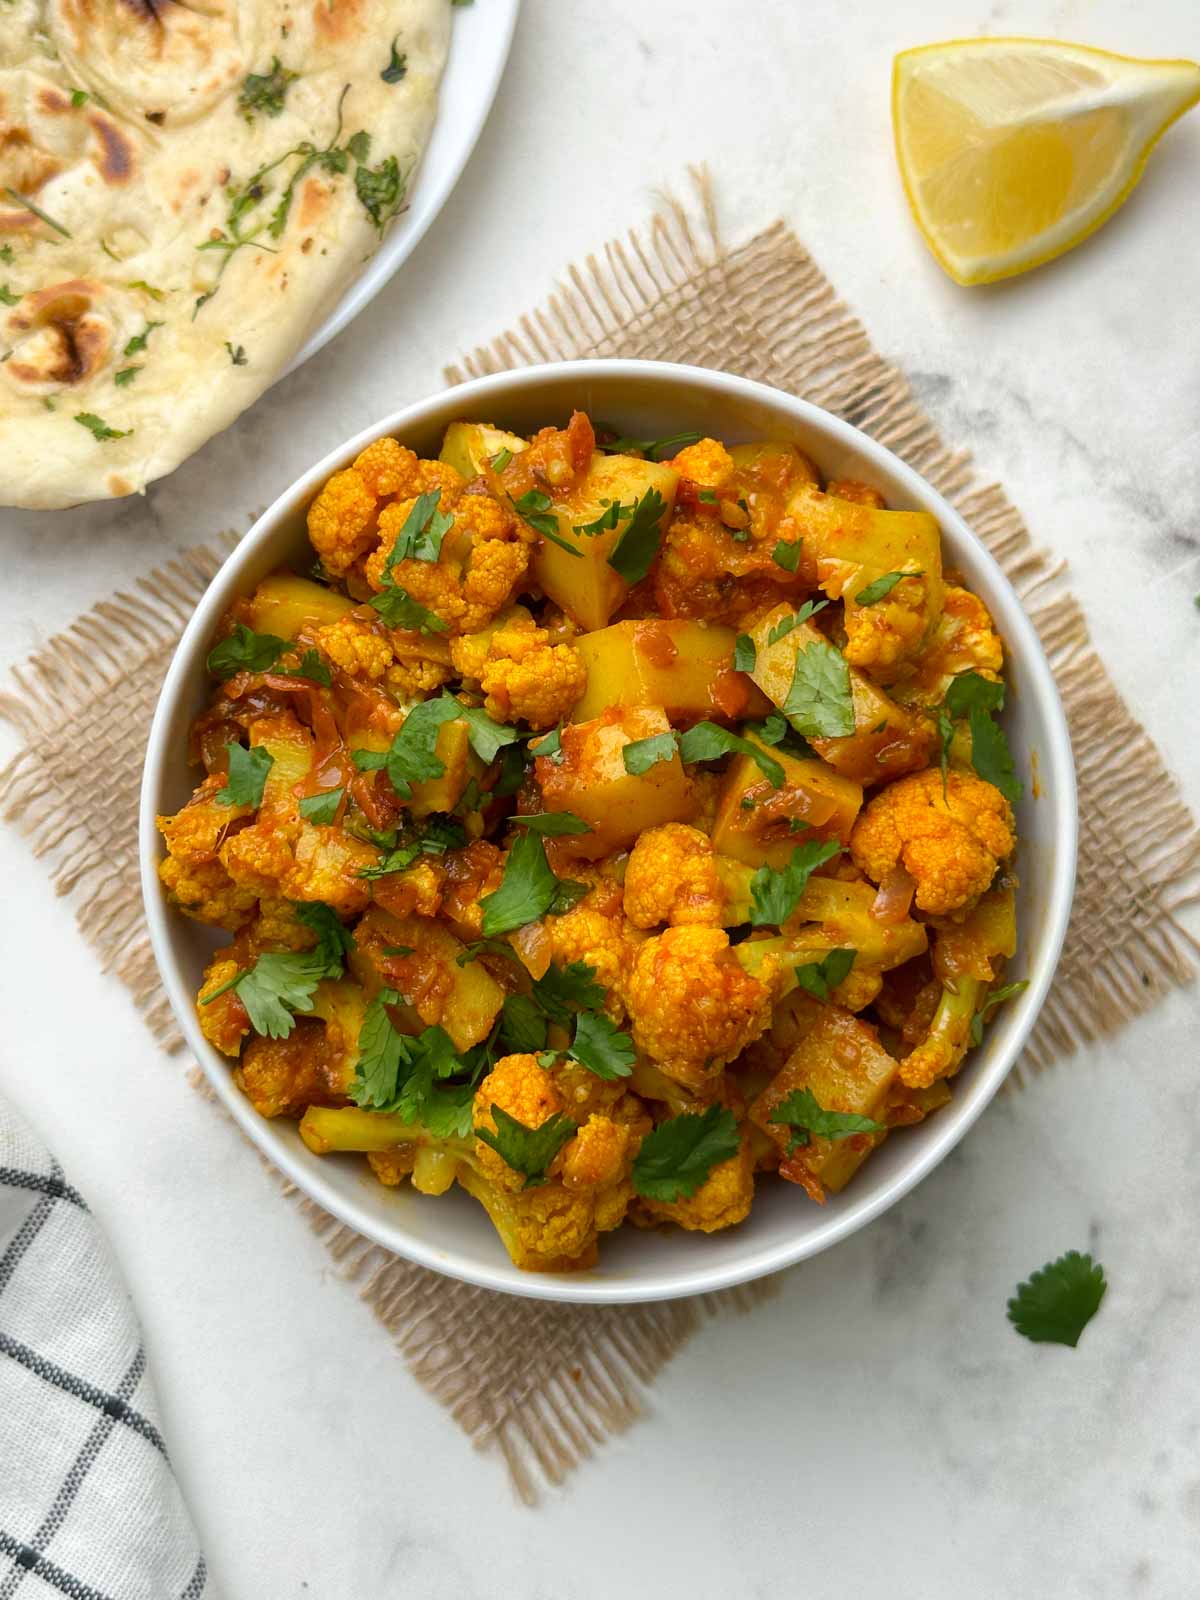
[140,360,1077,1304]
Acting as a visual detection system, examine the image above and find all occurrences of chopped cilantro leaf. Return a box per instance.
[113,366,140,386]
[355,154,407,232]
[480,830,559,936]
[456,702,522,764]
[510,812,592,835]
[621,731,678,776]
[533,961,606,1022]
[599,428,701,461]
[547,879,590,916]
[568,1010,635,1079]
[476,1106,577,1188]
[369,586,447,632]
[749,840,841,927]
[968,709,1023,804]
[855,569,923,605]
[217,742,272,807]
[0,285,19,306]
[768,1087,884,1154]
[677,722,784,788]
[206,624,287,681]
[946,671,1005,718]
[74,412,131,441]
[499,993,548,1053]
[792,947,856,1001]
[379,489,454,571]
[226,342,248,365]
[607,487,668,584]
[767,598,828,646]
[574,499,633,536]
[733,633,757,673]
[123,321,162,358]
[632,1104,740,1202]
[297,786,343,824]
[489,447,512,473]
[381,35,408,82]
[529,725,564,762]
[239,57,297,120]
[968,979,1030,1046]
[783,640,855,738]
[772,539,801,573]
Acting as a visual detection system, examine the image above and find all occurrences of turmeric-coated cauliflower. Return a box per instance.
[312,614,452,701]
[473,1053,568,1193]
[160,855,258,929]
[544,886,646,1018]
[668,437,736,493]
[197,953,250,1056]
[637,1135,755,1233]
[626,926,779,1088]
[306,441,465,578]
[893,586,1005,709]
[478,623,585,729]
[850,768,1015,917]
[623,823,726,929]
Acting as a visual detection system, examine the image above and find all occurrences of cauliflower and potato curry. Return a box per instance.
[158,412,1025,1272]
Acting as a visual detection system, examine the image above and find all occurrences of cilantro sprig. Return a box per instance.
[792,947,856,1000]
[1007,1251,1106,1347]
[783,640,855,738]
[855,569,924,605]
[620,722,784,788]
[216,742,272,807]
[200,901,349,1038]
[607,488,669,585]
[942,671,1023,804]
[598,428,701,461]
[206,624,287,680]
[479,830,560,936]
[239,58,297,120]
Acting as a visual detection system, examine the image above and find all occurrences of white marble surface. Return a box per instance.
[2,1,1199,1595]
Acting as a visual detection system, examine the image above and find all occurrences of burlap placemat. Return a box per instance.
[2,176,1197,1502]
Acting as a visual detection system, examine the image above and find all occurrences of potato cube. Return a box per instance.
[246,571,356,640]
[347,717,475,817]
[535,706,695,858]
[439,421,528,480]
[710,735,862,868]
[532,453,679,632]
[749,1007,897,1194]
[572,619,770,723]
[349,907,503,1051]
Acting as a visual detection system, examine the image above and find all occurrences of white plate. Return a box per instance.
[284,0,521,376]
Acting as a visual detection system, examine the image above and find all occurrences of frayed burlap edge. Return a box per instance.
[446,168,1200,1074]
[0,173,1196,1502]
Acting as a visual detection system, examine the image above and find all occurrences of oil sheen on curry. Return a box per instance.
[157,413,1024,1273]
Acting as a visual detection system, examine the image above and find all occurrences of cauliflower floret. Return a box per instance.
[249,897,319,953]
[197,953,250,1056]
[544,887,646,1017]
[306,441,465,578]
[473,1053,568,1193]
[894,586,1005,709]
[626,926,779,1089]
[850,768,1015,917]
[637,1136,755,1233]
[667,437,736,493]
[157,773,246,866]
[365,492,531,637]
[159,855,258,929]
[458,1166,630,1272]
[560,1113,632,1191]
[449,605,537,683]
[313,614,452,699]
[624,823,726,928]
[235,1019,344,1120]
[477,623,586,729]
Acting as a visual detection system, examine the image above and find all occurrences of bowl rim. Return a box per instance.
[139,358,1078,1304]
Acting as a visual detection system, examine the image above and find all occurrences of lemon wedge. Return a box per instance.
[893,37,1200,285]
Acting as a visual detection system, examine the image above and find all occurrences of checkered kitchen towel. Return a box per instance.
[0,1095,213,1600]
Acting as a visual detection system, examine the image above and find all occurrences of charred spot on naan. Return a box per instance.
[2,280,114,390]
[312,0,367,45]
[88,113,137,185]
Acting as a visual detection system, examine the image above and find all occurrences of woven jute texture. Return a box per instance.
[1,177,1197,1502]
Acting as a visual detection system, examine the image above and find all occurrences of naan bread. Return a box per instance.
[0,0,451,510]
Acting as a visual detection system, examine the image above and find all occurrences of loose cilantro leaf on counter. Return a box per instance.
[733,633,757,673]
[217,742,273,807]
[510,811,592,836]
[598,428,701,461]
[381,35,408,82]
[568,1010,635,1080]
[768,1087,884,1154]
[480,829,559,936]
[74,412,131,441]
[124,321,163,358]
[206,624,288,680]
[749,840,841,927]
[476,1107,577,1188]
[239,57,298,120]
[621,731,678,776]
[607,487,668,584]
[783,640,855,738]
[356,154,406,231]
[792,947,856,1001]
[772,539,801,573]
[297,786,344,824]
[678,722,784,789]
[632,1105,740,1202]
[855,569,924,605]
[968,979,1030,1046]
[1007,1251,1107,1348]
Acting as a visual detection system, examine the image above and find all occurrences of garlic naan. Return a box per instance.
[0,0,451,509]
